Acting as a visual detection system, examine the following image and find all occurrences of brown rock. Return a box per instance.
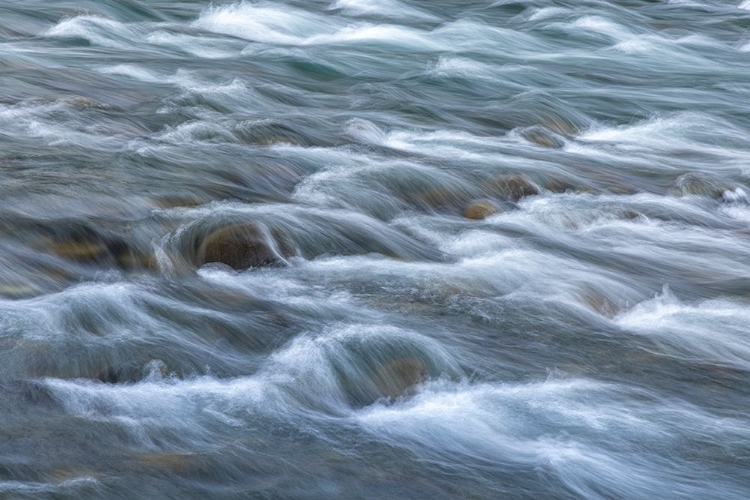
[621,210,644,221]
[373,358,427,401]
[464,199,501,220]
[0,282,36,298]
[582,290,622,318]
[48,239,107,261]
[155,195,209,209]
[521,127,565,149]
[403,186,472,210]
[544,118,579,136]
[199,222,293,271]
[62,96,107,110]
[485,174,540,202]
[42,223,153,272]
[670,172,742,201]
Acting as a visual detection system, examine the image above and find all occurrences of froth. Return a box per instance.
[330,0,439,21]
[616,286,750,368]
[193,2,338,45]
[45,15,143,48]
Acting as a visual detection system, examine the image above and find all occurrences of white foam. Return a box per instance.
[302,24,439,50]
[583,116,684,143]
[342,118,389,145]
[153,120,237,145]
[723,187,749,203]
[616,286,750,367]
[570,16,632,42]
[720,202,750,222]
[330,0,438,21]
[576,113,749,158]
[439,230,516,257]
[740,0,750,10]
[528,7,569,22]
[0,100,130,147]
[676,34,725,49]
[428,56,492,78]
[355,377,660,465]
[44,375,270,443]
[99,64,163,83]
[99,65,254,100]
[433,19,543,55]
[667,0,704,5]
[178,75,250,96]
[39,321,460,436]
[45,15,142,48]
[193,2,338,45]
[343,121,504,160]
[194,1,439,50]
[613,36,657,54]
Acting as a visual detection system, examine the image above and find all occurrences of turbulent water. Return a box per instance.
[2,0,750,498]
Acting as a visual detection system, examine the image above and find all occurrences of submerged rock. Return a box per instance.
[198,222,294,271]
[464,199,502,220]
[61,95,108,110]
[0,282,37,299]
[670,172,746,202]
[484,174,540,202]
[255,135,302,147]
[403,186,473,212]
[96,365,144,384]
[621,210,646,221]
[540,176,596,194]
[42,222,154,272]
[582,289,624,318]
[543,118,580,137]
[372,358,427,401]
[155,194,212,209]
[48,238,107,261]
[521,126,565,149]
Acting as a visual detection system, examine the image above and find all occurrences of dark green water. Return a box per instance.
[1,1,750,498]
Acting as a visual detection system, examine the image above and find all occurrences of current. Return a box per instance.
[1,0,750,499]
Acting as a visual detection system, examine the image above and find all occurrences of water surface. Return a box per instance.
[2,1,750,498]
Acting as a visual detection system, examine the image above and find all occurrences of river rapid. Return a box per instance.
[1,0,750,498]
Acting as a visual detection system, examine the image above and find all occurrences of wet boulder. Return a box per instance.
[96,364,145,384]
[464,199,502,220]
[484,174,540,202]
[198,222,294,271]
[403,186,474,212]
[338,356,430,407]
[621,210,646,221]
[61,95,108,110]
[669,172,746,202]
[543,117,580,137]
[582,289,622,318]
[0,282,37,299]
[539,175,596,194]
[43,223,108,263]
[372,358,427,401]
[40,221,153,271]
[521,126,565,149]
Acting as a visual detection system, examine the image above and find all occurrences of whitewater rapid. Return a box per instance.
[1,0,750,498]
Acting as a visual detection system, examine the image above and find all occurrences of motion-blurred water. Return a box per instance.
[1,1,750,498]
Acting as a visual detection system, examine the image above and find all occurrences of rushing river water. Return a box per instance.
[2,0,750,498]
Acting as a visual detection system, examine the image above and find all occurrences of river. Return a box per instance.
[1,1,750,498]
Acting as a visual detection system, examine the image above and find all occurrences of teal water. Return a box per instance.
[1,1,750,498]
